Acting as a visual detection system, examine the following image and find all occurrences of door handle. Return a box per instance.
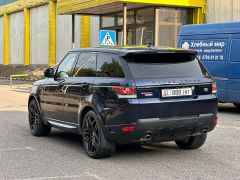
[82,83,89,89]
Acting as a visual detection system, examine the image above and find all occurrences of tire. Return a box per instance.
[175,133,207,150]
[82,111,116,159]
[233,103,240,110]
[28,99,51,136]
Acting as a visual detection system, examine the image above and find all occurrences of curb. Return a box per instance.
[0,76,38,82]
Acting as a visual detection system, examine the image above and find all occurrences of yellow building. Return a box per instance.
[0,0,206,65]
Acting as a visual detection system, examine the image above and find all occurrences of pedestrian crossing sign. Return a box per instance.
[100,30,116,46]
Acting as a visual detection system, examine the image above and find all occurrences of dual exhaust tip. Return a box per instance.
[141,129,208,142]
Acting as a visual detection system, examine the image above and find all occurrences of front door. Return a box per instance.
[42,52,78,122]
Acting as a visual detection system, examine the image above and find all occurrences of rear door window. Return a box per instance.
[73,52,97,77]
[124,53,208,79]
[96,53,125,78]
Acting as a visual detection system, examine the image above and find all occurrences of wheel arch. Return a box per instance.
[28,95,40,106]
[28,94,48,125]
[79,104,106,134]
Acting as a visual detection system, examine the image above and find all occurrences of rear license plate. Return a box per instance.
[162,88,192,98]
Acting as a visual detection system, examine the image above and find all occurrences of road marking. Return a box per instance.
[0,146,35,151]
[14,172,105,180]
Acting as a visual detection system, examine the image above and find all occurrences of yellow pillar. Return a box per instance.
[4,14,10,65]
[24,8,30,65]
[193,8,204,24]
[48,0,56,66]
[80,16,90,48]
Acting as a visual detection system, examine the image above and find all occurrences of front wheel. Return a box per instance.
[28,99,51,136]
[82,111,116,159]
[175,133,207,150]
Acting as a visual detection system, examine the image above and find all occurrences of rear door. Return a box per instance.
[63,52,97,125]
[123,53,214,119]
[227,36,240,103]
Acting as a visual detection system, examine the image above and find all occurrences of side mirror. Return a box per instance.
[44,68,54,78]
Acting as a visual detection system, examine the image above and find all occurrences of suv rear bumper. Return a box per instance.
[105,113,216,144]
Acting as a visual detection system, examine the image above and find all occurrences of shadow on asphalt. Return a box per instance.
[0,110,197,159]
[47,130,181,157]
[218,104,240,115]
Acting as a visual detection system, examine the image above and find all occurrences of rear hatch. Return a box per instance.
[123,52,216,119]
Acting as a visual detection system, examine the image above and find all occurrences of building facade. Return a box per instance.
[0,0,233,66]
[0,0,100,66]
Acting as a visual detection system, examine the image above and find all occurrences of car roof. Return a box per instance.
[70,46,198,57]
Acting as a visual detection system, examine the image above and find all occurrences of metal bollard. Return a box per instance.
[10,75,12,88]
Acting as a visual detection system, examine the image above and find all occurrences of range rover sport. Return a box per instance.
[28,47,218,158]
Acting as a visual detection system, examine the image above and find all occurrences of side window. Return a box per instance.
[73,52,97,77]
[56,52,78,78]
[96,53,125,78]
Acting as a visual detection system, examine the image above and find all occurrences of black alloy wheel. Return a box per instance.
[82,113,100,156]
[82,111,115,158]
[28,99,51,136]
[175,133,207,149]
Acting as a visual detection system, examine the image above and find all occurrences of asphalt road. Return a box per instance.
[0,81,240,180]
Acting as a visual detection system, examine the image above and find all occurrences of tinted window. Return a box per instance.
[97,53,125,78]
[56,52,78,78]
[124,54,208,79]
[73,52,97,77]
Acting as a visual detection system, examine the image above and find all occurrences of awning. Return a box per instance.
[57,0,205,15]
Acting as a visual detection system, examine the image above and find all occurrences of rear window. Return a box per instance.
[123,53,209,79]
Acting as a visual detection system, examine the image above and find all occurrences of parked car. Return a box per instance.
[28,47,218,158]
[178,22,240,109]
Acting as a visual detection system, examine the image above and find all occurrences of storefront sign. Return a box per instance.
[181,39,228,61]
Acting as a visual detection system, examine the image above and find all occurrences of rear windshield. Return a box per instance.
[123,54,209,79]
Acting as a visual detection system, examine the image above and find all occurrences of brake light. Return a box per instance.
[212,82,217,94]
[122,126,136,132]
[112,86,137,98]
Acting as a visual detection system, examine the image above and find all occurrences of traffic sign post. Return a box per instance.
[100,30,116,46]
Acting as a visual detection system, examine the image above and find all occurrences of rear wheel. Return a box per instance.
[82,111,116,159]
[175,134,207,149]
[28,99,51,136]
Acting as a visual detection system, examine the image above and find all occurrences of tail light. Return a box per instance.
[112,86,137,99]
[212,82,217,94]
[122,126,136,132]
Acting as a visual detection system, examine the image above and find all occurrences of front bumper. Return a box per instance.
[105,113,216,143]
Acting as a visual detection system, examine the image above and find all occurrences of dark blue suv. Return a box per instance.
[28,47,218,158]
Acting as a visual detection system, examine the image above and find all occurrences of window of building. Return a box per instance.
[56,52,78,78]
[101,15,115,28]
[100,7,192,47]
[136,26,153,45]
[96,53,125,78]
[157,8,193,47]
[74,52,97,77]
[136,8,154,24]
[117,10,134,26]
